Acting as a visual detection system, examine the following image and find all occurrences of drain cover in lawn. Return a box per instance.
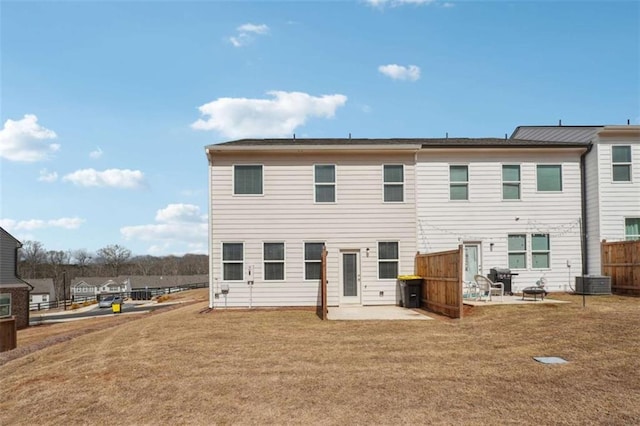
[533,356,568,364]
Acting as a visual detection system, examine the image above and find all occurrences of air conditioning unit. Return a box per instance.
[575,276,611,295]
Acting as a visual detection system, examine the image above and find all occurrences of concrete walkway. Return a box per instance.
[463,295,570,306]
[328,306,433,321]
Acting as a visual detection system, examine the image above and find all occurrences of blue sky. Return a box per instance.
[1,0,638,257]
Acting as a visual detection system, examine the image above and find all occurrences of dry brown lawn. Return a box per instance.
[1,291,639,425]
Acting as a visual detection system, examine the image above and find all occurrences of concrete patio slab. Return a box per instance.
[328,306,433,321]
[463,295,570,306]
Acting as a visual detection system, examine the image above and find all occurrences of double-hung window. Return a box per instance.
[508,234,527,269]
[383,165,404,202]
[304,242,324,280]
[222,243,244,281]
[234,165,263,195]
[502,165,521,200]
[537,165,562,192]
[450,165,469,200]
[625,218,640,240]
[531,234,550,269]
[612,146,632,182]
[264,242,285,281]
[378,241,399,279]
[0,293,11,318]
[315,165,335,203]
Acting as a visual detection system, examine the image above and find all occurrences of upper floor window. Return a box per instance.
[537,165,562,192]
[450,165,469,200]
[315,165,335,203]
[304,242,325,280]
[383,165,404,202]
[508,234,527,269]
[378,241,399,279]
[531,234,550,269]
[612,146,632,182]
[234,165,263,195]
[263,242,285,281]
[625,218,640,240]
[502,165,521,200]
[222,243,244,281]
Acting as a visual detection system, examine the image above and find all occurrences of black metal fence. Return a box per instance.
[29,281,208,311]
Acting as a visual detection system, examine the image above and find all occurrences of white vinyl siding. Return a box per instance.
[625,218,640,240]
[234,165,263,195]
[508,234,526,269]
[450,165,469,200]
[378,241,399,279]
[314,164,336,203]
[531,234,550,269]
[502,165,521,200]
[383,165,404,202]
[537,165,562,192]
[263,242,285,281]
[222,243,244,281]
[612,146,632,182]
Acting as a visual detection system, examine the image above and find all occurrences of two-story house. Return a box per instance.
[0,227,32,329]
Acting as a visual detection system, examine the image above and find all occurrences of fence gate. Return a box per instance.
[415,245,463,319]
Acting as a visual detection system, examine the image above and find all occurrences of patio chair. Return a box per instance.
[474,274,504,302]
[463,280,479,299]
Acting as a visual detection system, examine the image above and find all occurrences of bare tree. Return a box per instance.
[47,250,71,300]
[132,255,156,276]
[96,244,131,276]
[72,249,93,276]
[18,240,47,278]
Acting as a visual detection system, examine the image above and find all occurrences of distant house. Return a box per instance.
[0,227,32,329]
[204,125,639,309]
[27,278,56,309]
[70,275,208,298]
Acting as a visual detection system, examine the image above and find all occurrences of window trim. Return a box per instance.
[383,164,405,203]
[507,234,527,269]
[263,242,286,281]
[303,241,325,281]
[449,164,469,201]
[531,234,551,270]
[221,242,244,281]
[625,217,640,241]
[502,164,521,201]
[536,164,563,192]
[0,293,11,318]
[233,164,264,196]
[377,241,400,280]
[612,145,632,183]
[313,164,337,203]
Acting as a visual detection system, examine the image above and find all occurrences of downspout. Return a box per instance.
[580,143,594,275]
[207,148,215,309]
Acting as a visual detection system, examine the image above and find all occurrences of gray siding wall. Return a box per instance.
[0,229,21,286]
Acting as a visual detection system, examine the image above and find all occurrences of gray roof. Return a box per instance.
[510,126,603,143]
[207,137,588,149]
[26,278,55,296]
[72,275,209,289]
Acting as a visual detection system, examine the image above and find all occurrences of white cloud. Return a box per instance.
[0,114,60,162]
[366,0,435,7]
[89,147,103,159]
[121,203,208,255]
[378,64,421,81]
[0,217,84,232]
[38,168,59,182]
[191,90,347,138]
[228,22,270,47]
[62,168,146,189]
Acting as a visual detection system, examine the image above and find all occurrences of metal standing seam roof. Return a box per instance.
[510,126,603,143]
[206,137,589,150]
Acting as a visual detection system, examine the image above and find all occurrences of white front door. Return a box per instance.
[463,243,481,283]
[340,250,361,305]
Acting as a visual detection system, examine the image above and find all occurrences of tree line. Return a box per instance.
[19,241,208,301]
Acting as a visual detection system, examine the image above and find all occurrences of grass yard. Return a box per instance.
[1,290,639,425]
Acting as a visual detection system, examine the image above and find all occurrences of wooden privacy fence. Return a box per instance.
[601,240,640,296]
[0,317,17,353]
[415,245,463,319]
[317,247,328,320]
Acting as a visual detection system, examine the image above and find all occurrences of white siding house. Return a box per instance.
[206,140,420,308]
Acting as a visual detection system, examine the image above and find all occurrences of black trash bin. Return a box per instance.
[489,267,518,295]
[399,278,422,308]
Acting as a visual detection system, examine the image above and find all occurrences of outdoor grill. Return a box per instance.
[489,267,518,295]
